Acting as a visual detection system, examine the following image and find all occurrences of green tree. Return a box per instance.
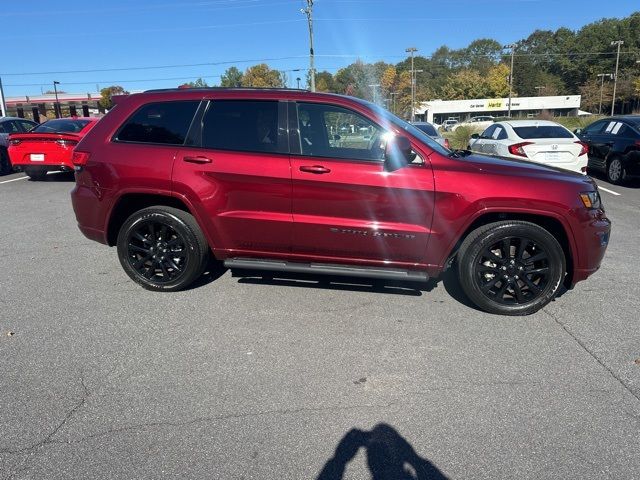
[99,85,128,110]
[314,71,335,92]
[241,64,284,88]
[220,66,244,87]
[179,78,209,88]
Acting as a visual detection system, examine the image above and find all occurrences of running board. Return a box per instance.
[223,258,429,282]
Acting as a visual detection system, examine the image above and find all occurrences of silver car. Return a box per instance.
[411,122,450,149]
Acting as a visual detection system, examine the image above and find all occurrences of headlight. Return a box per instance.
[579,191,601,209]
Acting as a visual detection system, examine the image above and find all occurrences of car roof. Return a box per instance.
[608,115,640,125]
[501,120,564,128]
[42,117,100,122]
[0,117,34,122]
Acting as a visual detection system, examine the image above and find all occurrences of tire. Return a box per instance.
[0,148,12,175]
[606,157,626,185]
[25,169,47,181]
[116,206,210,292]
[457,221,565,316]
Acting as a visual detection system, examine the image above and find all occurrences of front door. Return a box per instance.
[290,101,434,265]
[173,99,292,255]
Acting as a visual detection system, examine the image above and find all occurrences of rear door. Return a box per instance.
[173,99,292,254]
[579,120,609,170]
[289,101,434,264]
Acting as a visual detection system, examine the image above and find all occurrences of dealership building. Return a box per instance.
[3,93,103,122]
[416,95,583,124]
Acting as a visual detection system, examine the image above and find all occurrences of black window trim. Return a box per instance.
[111,99,203,147]
[291,100,388,164]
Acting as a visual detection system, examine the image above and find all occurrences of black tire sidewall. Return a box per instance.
[117,209,205,291]
[458,223,565,316]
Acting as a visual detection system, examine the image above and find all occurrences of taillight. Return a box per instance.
[71,151,90,167]
[508,142,533,158]
[575,141,588,156]
[9,139,21,146]
[56,139,78,147]
[444,138,450,149]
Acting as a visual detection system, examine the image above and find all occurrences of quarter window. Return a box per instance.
[116,101,199,145]
[296,102,385,161]
[200,100,282,154]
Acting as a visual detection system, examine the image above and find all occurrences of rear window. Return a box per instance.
[33,119,91,133]
[413,123,437,136]
[116,101,199,145]
[513,126,573,139]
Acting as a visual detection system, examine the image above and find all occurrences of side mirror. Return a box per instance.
[384,135,412,171]
[573,128,582,135]
[470,133,480,139]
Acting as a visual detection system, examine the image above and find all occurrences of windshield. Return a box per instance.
[353,99,450,155]
[513,125,573,139]
[413,123,438,137]
[33,119,91,134]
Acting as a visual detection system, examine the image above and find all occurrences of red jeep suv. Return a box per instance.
[71,88,610,315]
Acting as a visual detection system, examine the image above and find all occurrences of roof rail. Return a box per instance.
[143,87,310,93]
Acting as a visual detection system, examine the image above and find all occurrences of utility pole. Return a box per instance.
[390,92,398,115]
[596,73,613,115]
[0,76,7,117]
[53,81,61,118]
[504,44,516,118]
[406,47,417,122]
[368,84,380,105]
[611,40,624,115]
[301,0,316,92]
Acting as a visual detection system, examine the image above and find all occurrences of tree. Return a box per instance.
[241,64,283,88]
[220,67,243,87]
[579,78,613,114]
[99,85,128,110]
[44,89,66,94]
[178,78,209,89]
[485,64,511,98]
[314,71,335,92]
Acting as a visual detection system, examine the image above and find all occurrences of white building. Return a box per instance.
[417,95,582,124]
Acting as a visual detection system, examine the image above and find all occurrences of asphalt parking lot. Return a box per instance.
[1,171,639,479]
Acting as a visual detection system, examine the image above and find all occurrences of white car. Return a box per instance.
[468,120,588,174]
[452,115,494,132]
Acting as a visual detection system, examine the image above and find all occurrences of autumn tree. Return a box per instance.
[220,67,243,87]
[314,71,335,92]
[241,64,284,88]
[99,85,128,110]
[179,78,209,89]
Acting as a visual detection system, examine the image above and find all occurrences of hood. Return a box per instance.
[458,151,595,188]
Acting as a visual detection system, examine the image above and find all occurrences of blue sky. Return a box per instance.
[1,0,638,96]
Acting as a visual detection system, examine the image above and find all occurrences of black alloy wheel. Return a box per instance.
[117,206,209,291]
[457,221,565,316]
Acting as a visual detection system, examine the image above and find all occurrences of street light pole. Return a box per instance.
[296,77,301,89]
[504,44,516,118]
[611,40,624,115]
[596,73,613,115]
[301,0,316,92]
[0,76,7,117]
[53,81,61,118]
[406,47,417,122]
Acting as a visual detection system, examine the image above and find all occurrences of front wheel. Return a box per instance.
[457,221,565,316]
[117,206,210,292]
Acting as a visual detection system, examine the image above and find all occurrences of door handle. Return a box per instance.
[299,165,331,174]
[183,155,212,164]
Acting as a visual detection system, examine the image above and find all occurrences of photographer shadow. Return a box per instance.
[317,423,448,480]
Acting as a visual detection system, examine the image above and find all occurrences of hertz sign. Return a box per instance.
[487,100,503,108]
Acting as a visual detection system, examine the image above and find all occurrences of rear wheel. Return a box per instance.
[116,206,210,292]
[457,221,565,316]
[0,148,12,175]
[606,157,626,185]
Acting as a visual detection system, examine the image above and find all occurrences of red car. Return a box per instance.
[8,117,99,180]
[71,88,610,315]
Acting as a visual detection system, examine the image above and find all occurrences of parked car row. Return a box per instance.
[466,117,640,181]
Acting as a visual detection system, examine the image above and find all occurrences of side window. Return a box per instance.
[583,120,606,134]
[496,127,508,140]
[19,121,36,132]
[201,100,282,154]
[115,101,199,145]
[482,125,496,139]
[297,102,385,161]
[0,123,6,133]
[2,121,20,133]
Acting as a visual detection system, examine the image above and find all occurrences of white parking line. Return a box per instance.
[0,175,27,184]
[598,186,621,196]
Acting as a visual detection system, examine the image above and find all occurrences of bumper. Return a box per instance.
[569,209,611,287]
[71,183,110,245]
[14,164,73,173]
